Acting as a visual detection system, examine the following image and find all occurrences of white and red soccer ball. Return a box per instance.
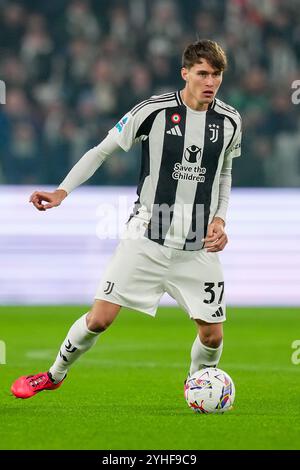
[184,367,235,414]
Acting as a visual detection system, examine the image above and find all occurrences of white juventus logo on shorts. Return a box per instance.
[209,124,219,143]
[104,281,115,295]
[166,125,182,136]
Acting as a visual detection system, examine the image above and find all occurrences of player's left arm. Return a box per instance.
[203,115,242,253]
[202,216,228,253]
[203,157,232,252]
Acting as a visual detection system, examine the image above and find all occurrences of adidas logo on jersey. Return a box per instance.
[166,125,182,136]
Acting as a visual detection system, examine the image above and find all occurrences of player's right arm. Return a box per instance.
[30,103,151,211]
[29,133,122,211]
[29,188,68,211]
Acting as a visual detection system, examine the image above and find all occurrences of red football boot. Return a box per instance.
[11,372,64,399]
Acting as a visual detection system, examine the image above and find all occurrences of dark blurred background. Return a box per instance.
[0,0,299,188]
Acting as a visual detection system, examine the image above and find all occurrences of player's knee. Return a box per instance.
[201,333,223,349]
[86,300,120,333]
[86,312,113,333]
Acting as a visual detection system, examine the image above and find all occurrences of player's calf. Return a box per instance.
[189,328,224,376]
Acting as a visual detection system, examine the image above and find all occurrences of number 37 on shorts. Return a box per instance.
[203,281,225,320]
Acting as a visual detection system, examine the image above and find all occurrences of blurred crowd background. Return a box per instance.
[0,0,299,188]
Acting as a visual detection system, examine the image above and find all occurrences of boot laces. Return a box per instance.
[28,375,48,388]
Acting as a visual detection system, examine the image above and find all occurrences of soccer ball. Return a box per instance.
[184,367,235,414]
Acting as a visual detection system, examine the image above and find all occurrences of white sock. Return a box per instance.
[189,335,223,376]
[49,313,99,383]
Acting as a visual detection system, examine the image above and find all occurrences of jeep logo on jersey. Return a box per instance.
[184,145,201,163]
[115,116,129,133]
[209,124,219,143]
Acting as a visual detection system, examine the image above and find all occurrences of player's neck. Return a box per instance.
[180,89,209,112]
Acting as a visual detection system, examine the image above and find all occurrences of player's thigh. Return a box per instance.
[95,218,170,315]
[166,250,226,323]
[194,318,223,348]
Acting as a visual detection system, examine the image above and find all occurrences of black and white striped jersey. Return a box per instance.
[109,91,242,251]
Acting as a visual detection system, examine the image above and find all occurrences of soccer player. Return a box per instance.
[11,39,241,399]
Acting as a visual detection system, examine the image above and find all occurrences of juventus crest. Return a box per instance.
[208,124,219,143]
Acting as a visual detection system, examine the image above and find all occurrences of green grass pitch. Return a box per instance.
[1,306,300,450]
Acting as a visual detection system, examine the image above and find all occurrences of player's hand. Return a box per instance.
[29,189,67,211]
[202,217,228,252]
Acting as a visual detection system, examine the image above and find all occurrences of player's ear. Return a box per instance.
[181,67,189,82]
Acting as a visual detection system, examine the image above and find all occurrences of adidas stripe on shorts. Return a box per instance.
[95,217,226,322]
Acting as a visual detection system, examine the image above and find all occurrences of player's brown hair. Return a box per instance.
[182,39,227,71]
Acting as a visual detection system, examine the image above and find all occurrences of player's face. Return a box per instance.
[181,59,223,106]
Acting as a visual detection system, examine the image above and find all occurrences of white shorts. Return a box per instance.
[95,217,226,323]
